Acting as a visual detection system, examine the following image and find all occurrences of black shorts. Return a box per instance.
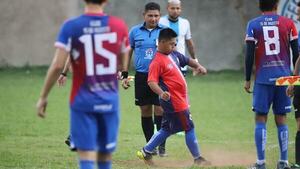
[134,72,160,106]
[293,86,300,119]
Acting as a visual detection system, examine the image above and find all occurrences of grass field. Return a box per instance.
[0,67,298,169]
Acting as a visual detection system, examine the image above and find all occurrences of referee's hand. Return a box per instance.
[121,78,130,89]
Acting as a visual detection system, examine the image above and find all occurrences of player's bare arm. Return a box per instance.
[36,48,68,118]
[57,56,71,87]
[186,39,196,59]
[148,81,170,101]
[121,48,133,89]
[188,58,207,75]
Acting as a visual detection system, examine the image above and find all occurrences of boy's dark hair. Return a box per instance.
[84,0,106,5]
[144,2,160,12]
[158,28,177,41]
[259,0,279,12]
[298,1,300,7]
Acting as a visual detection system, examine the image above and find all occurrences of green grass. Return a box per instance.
[0,67,297,169]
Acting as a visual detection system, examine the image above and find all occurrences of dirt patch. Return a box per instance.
[205,149,255,167]
[116,148,255,168]
[154,158,193,168]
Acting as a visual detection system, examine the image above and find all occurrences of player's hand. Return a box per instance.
[57,75,67,87]
[121,78,130,89]
[286,85,294,97]
[36,97,48,118]
[160,91,170,101]
[244,81,252,93]
[193,65,207,76]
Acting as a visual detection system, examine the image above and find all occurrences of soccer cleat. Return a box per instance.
[149,148,158,156]
[194,156,211,166]
[277,161,291,169]
[291,163,300,169]
[158,146,168,157]
[137,148,154,166]
[65,136,77,152]
[247,163,266,169]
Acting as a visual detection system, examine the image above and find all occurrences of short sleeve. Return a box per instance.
[290,20,298,41]
[245,21,256,42]
[54,21,71,52]
[148,60,160,83]
[185,20,192,40]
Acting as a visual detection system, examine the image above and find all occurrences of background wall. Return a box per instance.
[0,0,259,70]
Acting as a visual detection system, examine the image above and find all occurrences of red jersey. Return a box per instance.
[148,51,190,113]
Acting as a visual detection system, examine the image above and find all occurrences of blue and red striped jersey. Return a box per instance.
[245,12,298,84]
[55,13,129,113]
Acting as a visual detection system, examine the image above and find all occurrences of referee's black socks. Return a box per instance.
[296,131,300,164]
[141,117,154,142]
[154,115,162,131]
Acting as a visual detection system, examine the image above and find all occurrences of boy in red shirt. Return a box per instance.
[137,28,210,166]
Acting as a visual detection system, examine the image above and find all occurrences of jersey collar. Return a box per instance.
[262,11,277,15]
[168,16,179,23]
[84,12,106,16]
[140,22,163,30]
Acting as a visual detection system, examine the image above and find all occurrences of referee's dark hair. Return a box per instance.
[144,2,160,12]
[84,0,107,5]
[158,28,178,41]
[259,0,279,12]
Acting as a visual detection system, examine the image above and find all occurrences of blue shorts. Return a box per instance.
[70,109,119,153]
[253,83,291,114]
[161,109,194,134]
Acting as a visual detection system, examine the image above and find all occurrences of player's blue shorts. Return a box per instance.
[70,109,119,153]
[162,109,194,134]
[252,83,291,114]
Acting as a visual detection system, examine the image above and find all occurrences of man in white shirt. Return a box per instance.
[159,0,199,76]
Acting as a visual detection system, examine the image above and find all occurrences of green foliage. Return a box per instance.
[0,68,297,169]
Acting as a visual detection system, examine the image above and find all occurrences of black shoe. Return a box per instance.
[194,156,211,166]
[277,162,291,169]
[158,146,168,157]
[65,136,77,152]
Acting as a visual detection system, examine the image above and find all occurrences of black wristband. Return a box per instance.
[60,72,67,77]
[121,71,128,79]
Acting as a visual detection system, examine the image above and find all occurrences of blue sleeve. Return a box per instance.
[245,21,256,42]
[175,51,189,67]
[129,27,135,49]
[56,21,71,45]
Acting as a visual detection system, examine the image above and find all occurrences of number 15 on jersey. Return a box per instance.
[79,32,117,76]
